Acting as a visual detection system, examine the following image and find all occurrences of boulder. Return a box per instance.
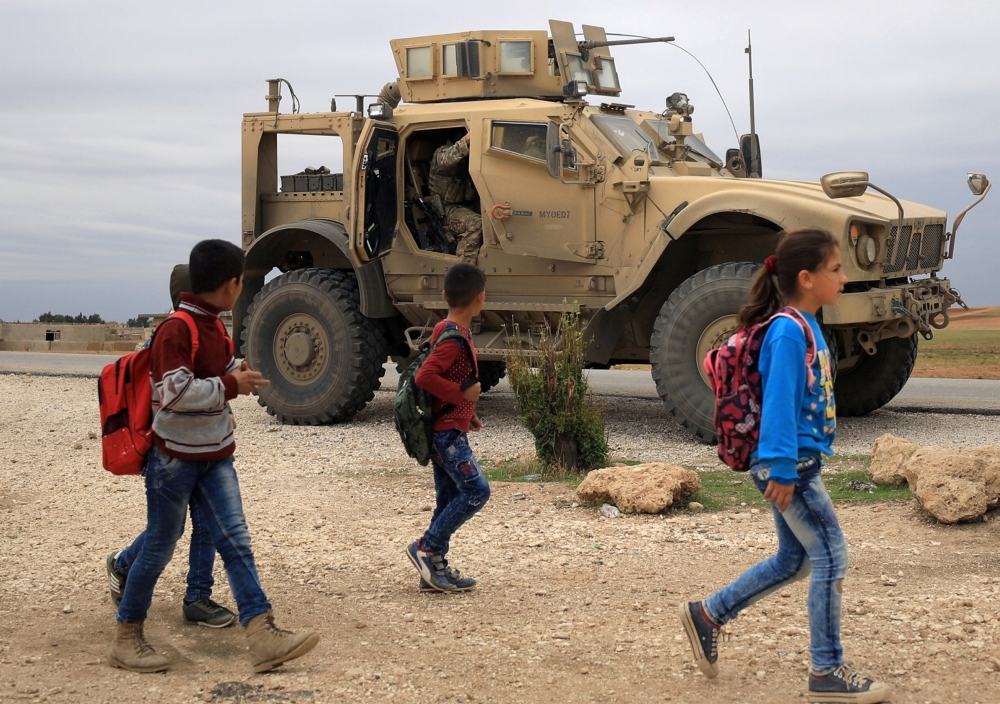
[869,434,919,487]
[576,463,701,514]
[902,445,1000,523]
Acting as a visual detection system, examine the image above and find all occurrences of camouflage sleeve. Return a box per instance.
[431,138,470,174]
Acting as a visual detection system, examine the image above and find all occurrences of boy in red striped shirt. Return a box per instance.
[108,240,318,674]
[405,263,491,592]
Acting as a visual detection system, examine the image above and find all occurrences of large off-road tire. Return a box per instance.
[241,268,388,425]
[478,361,506,393]
[650,262,761,442]
[395,353,505,392]
[834,333,918,416]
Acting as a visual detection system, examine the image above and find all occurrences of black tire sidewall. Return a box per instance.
[834,333,918,416]
[244,272,363,421]
[651,263,759,441]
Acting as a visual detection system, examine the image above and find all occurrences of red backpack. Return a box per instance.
[98,311,201,475]
[703,307,817,471]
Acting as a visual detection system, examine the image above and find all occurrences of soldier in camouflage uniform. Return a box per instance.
[428,132,483,266]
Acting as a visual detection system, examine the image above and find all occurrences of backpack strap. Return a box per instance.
[770,307,818,388]
[167,310,201,361]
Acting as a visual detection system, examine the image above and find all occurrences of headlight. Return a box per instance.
[367,103,393,120]
[856,234,879,266]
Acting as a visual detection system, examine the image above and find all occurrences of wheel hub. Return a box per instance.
[285,332,315,366]
[274,314,329,385]
[696,314,738,387]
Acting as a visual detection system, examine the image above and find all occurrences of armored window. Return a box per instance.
[594,57,620,91]
[406,46,432,78]
[592,115,658,160]
[564,53,593,87]
[490,121,547,161]
[442,44,457,76]
[498,41,533,74]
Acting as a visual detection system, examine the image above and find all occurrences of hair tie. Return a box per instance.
[764,255,778,275]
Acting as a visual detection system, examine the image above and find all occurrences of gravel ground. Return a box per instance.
[2,373,1000,704]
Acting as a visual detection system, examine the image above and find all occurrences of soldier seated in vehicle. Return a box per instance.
[428,131,483,266]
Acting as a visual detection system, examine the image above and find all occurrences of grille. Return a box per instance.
[884,225,912,274]
[884,223,944,273]
[920,224,944,269]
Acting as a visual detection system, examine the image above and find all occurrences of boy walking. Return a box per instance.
[108,240,319,673]
[405,263,491,592]
[107,263,236,629]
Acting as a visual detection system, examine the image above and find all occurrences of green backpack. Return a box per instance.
[393,328,477,466]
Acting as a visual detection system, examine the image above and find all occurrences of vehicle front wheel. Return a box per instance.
[834,333,918,416]
[478,361,506,393]
[241,268,387,424]
[650,262,761,442]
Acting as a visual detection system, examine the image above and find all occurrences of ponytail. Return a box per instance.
[736,228,839,330]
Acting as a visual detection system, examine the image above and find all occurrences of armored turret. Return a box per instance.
[390,21,624,103]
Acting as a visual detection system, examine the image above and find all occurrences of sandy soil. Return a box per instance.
[943,307,1000,331]
[2,375,1000,704]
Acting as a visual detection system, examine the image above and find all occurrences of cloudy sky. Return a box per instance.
[1,0,997,322]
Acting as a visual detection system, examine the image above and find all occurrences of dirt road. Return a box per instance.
[2,374,999,704]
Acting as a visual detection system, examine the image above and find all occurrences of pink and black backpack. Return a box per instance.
[703,307,817,471]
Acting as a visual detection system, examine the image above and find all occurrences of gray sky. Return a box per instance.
[1,0,998,322]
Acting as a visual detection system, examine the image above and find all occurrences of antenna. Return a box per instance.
[745,30,760,178]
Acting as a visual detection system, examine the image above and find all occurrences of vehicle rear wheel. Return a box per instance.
[478,361,506,393]
[834,333,918,416]
[650,262,761,442]
[241,268,387,424]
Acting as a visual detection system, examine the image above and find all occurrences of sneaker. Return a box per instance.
[678,601,723,679]
[405,541,454,592]
[183,598,237,628]
[443,566,476,591]
[107,552,127,608]
[808,664,893,703]
[418,567,477,593]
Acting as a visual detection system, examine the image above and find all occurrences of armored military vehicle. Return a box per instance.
[235,20,990,440]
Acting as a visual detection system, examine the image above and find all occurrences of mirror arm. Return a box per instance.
[947,182,992,259]
[865,183,905,229]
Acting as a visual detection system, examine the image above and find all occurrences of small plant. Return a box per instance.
[504,311,608,472]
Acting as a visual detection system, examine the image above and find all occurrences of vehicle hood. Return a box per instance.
[647,173,947,231]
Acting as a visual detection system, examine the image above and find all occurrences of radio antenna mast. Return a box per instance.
[745,30,760,178]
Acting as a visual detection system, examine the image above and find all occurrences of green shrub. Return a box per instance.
[504,312,608,472]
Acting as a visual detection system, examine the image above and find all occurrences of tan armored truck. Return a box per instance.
[235,20,991,440]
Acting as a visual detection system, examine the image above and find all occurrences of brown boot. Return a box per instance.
[244,610,320,673]
[107,621,169,673]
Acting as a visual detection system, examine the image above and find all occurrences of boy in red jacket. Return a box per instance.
[108,240,319,674]
[405,263,491,592]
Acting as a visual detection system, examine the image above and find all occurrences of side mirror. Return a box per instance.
[739,134,762,178]
[545,121,578,179]
[546,121,562,178]
[820,171,870,199]
[969,173,990,196]
[456,41,481,78]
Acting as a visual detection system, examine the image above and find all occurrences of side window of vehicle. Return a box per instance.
[490,121,547,162]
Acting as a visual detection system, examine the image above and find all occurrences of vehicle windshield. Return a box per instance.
[591,115,658,160]
[645,120,724,166]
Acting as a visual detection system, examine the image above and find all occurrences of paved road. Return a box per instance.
[3,351,998,414]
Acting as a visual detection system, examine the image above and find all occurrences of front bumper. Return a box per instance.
[821,277,958,340]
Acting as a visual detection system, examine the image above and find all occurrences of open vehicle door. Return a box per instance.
[351,121,400,261]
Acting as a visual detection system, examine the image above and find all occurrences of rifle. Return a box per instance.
[413,196,453,253]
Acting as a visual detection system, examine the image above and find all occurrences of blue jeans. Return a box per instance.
[116,446,271,625]
[115,501,217,603]
[420,429,491,556]
[703,458,848,675]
